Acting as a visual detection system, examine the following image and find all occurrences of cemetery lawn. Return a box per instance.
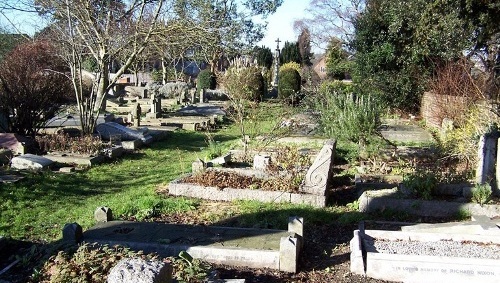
[0,103,465,282]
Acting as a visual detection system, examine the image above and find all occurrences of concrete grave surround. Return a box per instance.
[300,139,336,196]
[350,226,500,283]
[96,122,153,144]
[10,154,53,171]
[168,141,336,207]
[358,188,500,218]
[83,217,303,273]
[107,258,172,283]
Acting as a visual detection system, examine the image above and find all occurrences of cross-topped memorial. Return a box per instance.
[272,38,281,87]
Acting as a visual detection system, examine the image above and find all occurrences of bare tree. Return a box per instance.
[294,0,365,50]
[24,0,165,134]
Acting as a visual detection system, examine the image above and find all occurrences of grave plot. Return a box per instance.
[350,217,500,283]
[168,140,336,207]
[82,217,304,273]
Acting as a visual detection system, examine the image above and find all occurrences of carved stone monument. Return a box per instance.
[300,139,336,196]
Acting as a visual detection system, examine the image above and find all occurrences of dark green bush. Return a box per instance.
[278,68,301,103]
[196,69,216,92]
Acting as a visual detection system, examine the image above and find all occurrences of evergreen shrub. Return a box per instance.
[197,69,216,92]
[278,68,301,103]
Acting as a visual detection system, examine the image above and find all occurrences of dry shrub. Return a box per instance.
[428,58,485,127]
[36,133,105,155]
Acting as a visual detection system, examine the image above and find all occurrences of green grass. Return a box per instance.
[0,131,232,241]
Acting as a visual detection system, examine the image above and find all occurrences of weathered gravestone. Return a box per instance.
[96,122,153,144]
[131,103,141,127]
[192,158,205,174]
[146,93,162,119]
[62,223,83,243]
[107,258,172,283]
[253,154,271,170]
[95,207,113,222]
[300,139,336,196]
[476,133,497,191]
[10,154,53,171]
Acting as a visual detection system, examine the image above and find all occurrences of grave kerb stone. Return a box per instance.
[279,236,299,273]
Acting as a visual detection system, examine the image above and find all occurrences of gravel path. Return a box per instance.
[371,239,500,260]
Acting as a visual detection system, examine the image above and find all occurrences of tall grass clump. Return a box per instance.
[316,87,381,150]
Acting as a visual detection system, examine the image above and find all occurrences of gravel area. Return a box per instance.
[370,239,500,260]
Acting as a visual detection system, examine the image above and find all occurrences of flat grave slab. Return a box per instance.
[43,153,105,167]
[83,219,302,272]
[351,228,500,283]
[379,123,434,144]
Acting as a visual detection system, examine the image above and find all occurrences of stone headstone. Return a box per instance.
[107,258,172,283]
[132,103,141,127]
[476,134,497,185]
[62,222,83,243]
[94,207,113,222]
[253,154,271,170]
[96,122,153,144]
[200,88,205,103]
[300,139,336,195]
[11,154,53,171]
[192,158,205,174]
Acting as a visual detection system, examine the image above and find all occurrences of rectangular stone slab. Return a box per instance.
[83,221,296,271]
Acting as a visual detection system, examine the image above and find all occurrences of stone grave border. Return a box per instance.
[168,140,336,208]
[350,229,500,283]
[81,217,304,273]
[357,188,500,218]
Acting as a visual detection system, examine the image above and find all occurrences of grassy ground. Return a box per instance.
[0,102,323,241]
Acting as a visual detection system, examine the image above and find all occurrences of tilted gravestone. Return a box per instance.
[96,122,153,144]
[107,258,172,283]
[300,139,336,196]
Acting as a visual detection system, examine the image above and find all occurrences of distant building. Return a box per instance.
[312,54,328,80]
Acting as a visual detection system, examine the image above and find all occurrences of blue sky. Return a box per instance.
[1,0,311,52]
[256,0,309,52]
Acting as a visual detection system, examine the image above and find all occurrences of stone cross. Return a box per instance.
[272,38,281,87]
